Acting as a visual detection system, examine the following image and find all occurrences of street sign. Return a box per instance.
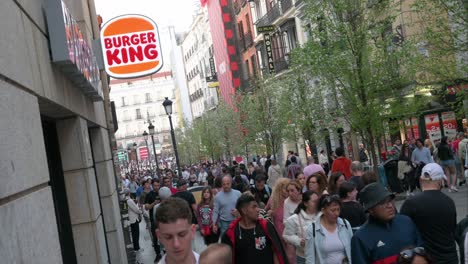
[208,82,220,88]
[209,57,217,77]
[117,151,127,161]
[257,25,275,33]
[264,34,275,74]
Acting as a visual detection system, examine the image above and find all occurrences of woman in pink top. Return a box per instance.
[265,178,296,263]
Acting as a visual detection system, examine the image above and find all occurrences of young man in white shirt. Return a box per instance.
[156,197,199,264]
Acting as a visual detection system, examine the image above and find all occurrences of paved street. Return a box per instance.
[131,184,467,263]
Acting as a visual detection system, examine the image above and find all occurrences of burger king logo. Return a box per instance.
[100,15,163,79]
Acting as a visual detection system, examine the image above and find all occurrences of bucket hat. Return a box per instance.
[360,183,395,211]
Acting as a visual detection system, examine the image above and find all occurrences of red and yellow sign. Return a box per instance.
[100,15,163,79]
[441,111,458,139]
[425,113,442,146]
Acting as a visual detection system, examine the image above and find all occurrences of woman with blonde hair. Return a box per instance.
[265,178,296,263]
[266,178,290,235]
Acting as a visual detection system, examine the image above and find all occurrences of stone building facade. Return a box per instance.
[0,0,127,263]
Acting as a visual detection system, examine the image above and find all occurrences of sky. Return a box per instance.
[94,0,198,33]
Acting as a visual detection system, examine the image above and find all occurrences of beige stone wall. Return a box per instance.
[0,0,127,263]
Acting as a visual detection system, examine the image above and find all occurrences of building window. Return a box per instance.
[244,59,250,78]
[136,109,142,119]
[133,94,140,105]
[123,110,130,121]
[121,97,127,107]
[145,93,152,103]
[251,54,258,75]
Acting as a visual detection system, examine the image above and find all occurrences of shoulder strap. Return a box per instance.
[298,213,305,239]
[312,222,316,237]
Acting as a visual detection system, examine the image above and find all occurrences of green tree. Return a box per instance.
[411,0,468,115]
[236,77,289,160]
[292,0,428,170]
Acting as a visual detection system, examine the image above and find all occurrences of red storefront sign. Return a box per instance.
[411,117,420,140]
[441,111,458,139]
[139,146,149,160]
[425,113,442,146]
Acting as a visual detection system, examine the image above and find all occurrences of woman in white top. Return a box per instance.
[125,189,142,251]
[284,180,302,221]
[283,190,320,264]
[305,194,353,264]
[267,159,283,188]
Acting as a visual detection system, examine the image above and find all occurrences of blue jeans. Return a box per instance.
[219,220,232,236]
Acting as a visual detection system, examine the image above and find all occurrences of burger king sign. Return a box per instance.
[100,15,163,79]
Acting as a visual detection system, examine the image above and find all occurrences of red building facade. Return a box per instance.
[204,0,242,106]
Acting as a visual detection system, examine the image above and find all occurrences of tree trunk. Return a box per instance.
[367,127,380,177]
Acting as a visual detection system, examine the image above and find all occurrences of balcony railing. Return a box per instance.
[281,0,293,13]
[256,2,281,27]
[274,57,289,73]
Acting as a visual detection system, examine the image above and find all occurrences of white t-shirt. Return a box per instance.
[321,228,346,264]
[159,251,199,264]
[199,171,208,184]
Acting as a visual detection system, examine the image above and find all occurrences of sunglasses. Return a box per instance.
[320,194,341,206]
[400,247,426,259]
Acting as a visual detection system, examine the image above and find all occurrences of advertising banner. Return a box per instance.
[404,119,413,140]
[139,146,149,160]
[425,114,442,146]
[441,111,458,139]
[411,117,420,140]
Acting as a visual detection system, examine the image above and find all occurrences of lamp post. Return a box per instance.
[142,131,152,173]
[148,123,160,174]
[132,142,140,177]
[162,97,182,176]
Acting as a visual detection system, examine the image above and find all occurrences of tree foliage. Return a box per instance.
[289,0,430,167]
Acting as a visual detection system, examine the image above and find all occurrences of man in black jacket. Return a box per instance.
[401,163,458,264]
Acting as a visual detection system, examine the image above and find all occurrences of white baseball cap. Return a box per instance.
[421,163,447,181]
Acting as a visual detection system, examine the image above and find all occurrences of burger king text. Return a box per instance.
[103,31,158,66]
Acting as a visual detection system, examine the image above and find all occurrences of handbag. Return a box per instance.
[202,225,211,236]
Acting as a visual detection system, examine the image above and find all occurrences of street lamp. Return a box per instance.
[162,97,181,176]
[142,131,152,173]
[132,142,140,177]
[147,123,160,174]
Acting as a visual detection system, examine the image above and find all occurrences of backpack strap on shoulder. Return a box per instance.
[312,222,316,237]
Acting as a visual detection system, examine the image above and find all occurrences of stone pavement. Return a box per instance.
[129,184,467,264]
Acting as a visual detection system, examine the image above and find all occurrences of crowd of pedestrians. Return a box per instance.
[121,144,468,264]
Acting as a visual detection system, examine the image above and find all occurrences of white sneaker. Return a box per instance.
[451,186,459,192]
